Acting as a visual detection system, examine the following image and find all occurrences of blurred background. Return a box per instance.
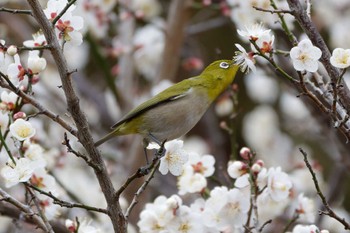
[0,0,350,232]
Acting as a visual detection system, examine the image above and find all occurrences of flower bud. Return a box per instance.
[239,147,251,160]
[7,45,18,56]
[251,163,261,173]
[255,159,264,167]
[227,160,246,178]
[65,219,76,232]
[13,112,26,120]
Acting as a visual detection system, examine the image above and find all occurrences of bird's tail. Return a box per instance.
[94,131,117,147]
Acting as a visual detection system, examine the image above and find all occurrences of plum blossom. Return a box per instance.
[44,0,84,46]
[0,91,18,111]
[202,186,250,231]
[295,193,316,223]
[1,158,37,188]
[159,139,189,176]
[23,32,47,48]
[237,23,275,53]
[330,48,350,68]
[138,195,182,232]
[267,167,293,201]
[233,43,256,73]
[30,168,57,194]
[227,160,246,179]
[177,166,207,195]
[9,119,36,141]
[290,39,322,72]
[291,224,327,233]
[27,51,47,74]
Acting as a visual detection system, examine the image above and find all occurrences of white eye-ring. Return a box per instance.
[219,62,230,69]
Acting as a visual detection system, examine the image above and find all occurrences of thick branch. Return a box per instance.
[287,0,350,112]
[26,0,126,232]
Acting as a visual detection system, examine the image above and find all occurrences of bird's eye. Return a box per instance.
[219,62,230,69]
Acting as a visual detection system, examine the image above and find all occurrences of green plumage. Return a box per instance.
[95,60,239,147]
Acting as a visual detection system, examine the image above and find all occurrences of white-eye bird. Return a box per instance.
[95,60,239,147]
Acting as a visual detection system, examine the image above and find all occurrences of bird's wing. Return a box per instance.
[111,78,196,129]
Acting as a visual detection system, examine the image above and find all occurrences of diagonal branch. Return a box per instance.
[287,0,350,112]
[0,188,49,232]
[299,148,350,230]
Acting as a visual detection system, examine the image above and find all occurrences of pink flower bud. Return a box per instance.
[239,147,251,160]
[251,163,261,173]
[255,159,264,167]
[13,112,26,120]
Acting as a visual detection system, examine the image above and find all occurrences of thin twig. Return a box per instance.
[0,7,33,16]
[0,188,48,232]
[299,148,350,230]
[27,183,108,214]
[115,142,166,198]
[253,6,292,14]
[25,186,54,233]
[51,0,77,26]
[125,161,160,219]
[258,219,272,232]
[62,133,102,171]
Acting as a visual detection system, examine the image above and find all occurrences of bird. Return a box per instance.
[94,60,239,149]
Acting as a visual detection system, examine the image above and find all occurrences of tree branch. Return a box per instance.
[287,0,350,112]
[299,148,350,230]
[26,0,126,232]
[0,188,49,232]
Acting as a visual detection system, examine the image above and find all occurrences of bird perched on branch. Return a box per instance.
[95,60,239,149]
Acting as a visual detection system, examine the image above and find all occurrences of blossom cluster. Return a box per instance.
[138,144,329,232]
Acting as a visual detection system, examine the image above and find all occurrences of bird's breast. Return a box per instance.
[139,88,211,141]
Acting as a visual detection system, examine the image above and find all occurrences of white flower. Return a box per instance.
[138,195,182,232]
[23,32,47,48]
[27,51,47,74]
[44,0,84,46]
[295,193,316,223]
[9,119,36,141]
[30,168,57,194]
[0,40,15,74]
[1,157,36,188]
[187,152,215,177]
[291,224,320,233]
[202,187,250,231]
[237,23,269,41]
[37,197,60,220]
[267,167,293,201]
[7,54,27,85]
[330,48,350,68]
[233,43,256,73]
[177,165,207,195]
[24,143,46,168]
[167,205,204,233]
[290,39,322,72]
[159,139,189,176]
[227,160,246,179]
[237,23,275,53]
[1,90,18,111]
